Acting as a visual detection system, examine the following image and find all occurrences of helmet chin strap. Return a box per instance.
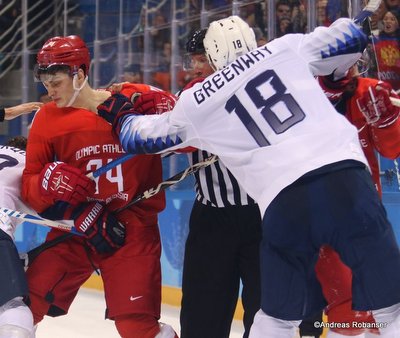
[66,74,88,107]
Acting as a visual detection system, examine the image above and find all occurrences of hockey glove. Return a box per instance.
[97,93,134,125]
[356,82,400,128]
[71,202,125,254]
[39,162,95,205]
[132,90,177,115]
[112,90,177,137]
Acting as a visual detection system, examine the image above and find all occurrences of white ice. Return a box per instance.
[36,288,244,337]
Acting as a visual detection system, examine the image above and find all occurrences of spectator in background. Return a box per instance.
[364,1,387,36]
[150,10,170,51]
[373,9,400,91]
[291,0,307,33]
[385,0,400,11]
[257,35,268,47]
[316,0,333,26]
[275,0,293,37]
[122,64,142,83]
[276,17,294,37]
[276,0,292,22]
[326,0,347,25]
[153,41,172,91]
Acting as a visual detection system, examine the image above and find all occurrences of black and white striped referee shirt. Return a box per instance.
[189,150,256,207]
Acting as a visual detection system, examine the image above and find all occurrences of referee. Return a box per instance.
[179,29,262,338]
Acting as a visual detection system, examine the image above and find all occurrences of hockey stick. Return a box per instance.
[21,232,75,268]
[115,154,218,213]
[88,152,174,179]
[88,153,135,179]
[353,0,381,24]
[0,208,82,236]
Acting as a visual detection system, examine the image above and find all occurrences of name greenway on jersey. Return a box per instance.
[193,45,272,105]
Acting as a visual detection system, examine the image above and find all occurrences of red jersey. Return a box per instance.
[344,77,400,195]
[22,83,165,226]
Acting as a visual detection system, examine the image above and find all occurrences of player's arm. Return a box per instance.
[0,102,42,121]
[98,88,184,155]
[295,17,368,79]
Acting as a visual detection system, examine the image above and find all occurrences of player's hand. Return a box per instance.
[107,82,129,94]
[356,82,400,128]
[71,202,125,254]
[132,90,177,115]
[97,93,134,125]
[39,161,95,205]
[111,90,177,138]
[4,102,43,120]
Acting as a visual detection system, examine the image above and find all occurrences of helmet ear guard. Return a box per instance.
[203,15,257,71]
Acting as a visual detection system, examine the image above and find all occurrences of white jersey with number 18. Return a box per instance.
[119,18,369,215]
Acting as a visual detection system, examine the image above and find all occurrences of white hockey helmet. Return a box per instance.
[203,15,257,71]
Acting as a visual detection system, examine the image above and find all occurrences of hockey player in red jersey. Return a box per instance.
[316,65,400,338]
[21,35,178,338]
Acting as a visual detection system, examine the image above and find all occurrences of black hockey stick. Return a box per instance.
[21,232,75,268]
[115,154,218,213]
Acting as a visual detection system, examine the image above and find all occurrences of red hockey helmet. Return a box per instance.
[36,35,90,78]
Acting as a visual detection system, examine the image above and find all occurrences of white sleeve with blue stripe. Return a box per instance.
[118,111,188,154]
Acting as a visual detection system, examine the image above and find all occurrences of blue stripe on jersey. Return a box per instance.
[321,24,367,59]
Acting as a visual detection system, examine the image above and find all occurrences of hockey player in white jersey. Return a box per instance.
[100,13,400,338]
[0,137,35,338]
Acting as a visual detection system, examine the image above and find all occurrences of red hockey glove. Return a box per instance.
[39,162,95,205]
[356,82,400,128]
[132,90,177,115]
[112,90,177,138]
[97,93,134,125]
[71,202,125,254]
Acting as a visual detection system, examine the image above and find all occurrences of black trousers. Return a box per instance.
[180,201,262,338]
